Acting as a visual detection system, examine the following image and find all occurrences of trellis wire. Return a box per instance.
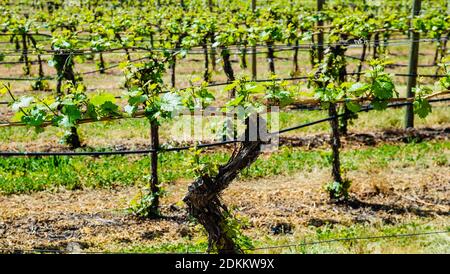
[0,97,448,157]
[0,36,447,56]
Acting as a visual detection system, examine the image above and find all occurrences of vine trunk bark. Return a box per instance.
[267,42,275,74]
[99,53,105,74]
[329,103,343,195]
[210,32,216,71]
[240,45,247,69]
[149,120,160,216]
[55,51,81,149]
[293,39,299,74]
[221,46,235,98]
[184,115,267,254]
[21,34,30,75]
[202,38,209,82]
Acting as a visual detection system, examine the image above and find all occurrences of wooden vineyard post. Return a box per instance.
[405,0,421,129]
[317,0,325,63]
[149,120,160,216]
[251,0,257,80]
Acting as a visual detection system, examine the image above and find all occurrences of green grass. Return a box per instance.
[0,140,448,194]
[115,219,450,254]
[255,221,450,254]
[117,242,209,254]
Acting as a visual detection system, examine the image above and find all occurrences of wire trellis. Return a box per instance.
[0,97,448,157]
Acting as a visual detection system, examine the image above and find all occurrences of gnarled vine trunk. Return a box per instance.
[210,31,216,71]
[115,33,131,61]
[184,141,262,254]
[293,39,299,74]
[65,126,81,149]
[328,103,343,190]
[171,38,184,88]
[330,44,346,186]
[184,115,267,254]
[267,41,275,74]
[373,32,380,59]
[202,37,209,82]
[55,51,81,149]
[21,34,30,75]
[99,53,105,74]
[55,52,76,95]
[148,120,160,217]
[240,45,248,69]
[310,35,317,68]
[315,45,348,200]
[171,52,177,88]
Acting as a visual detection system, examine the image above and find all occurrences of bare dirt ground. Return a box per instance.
[0,140,448,253]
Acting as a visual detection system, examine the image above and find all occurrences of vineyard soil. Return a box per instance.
[0,136,448,253]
